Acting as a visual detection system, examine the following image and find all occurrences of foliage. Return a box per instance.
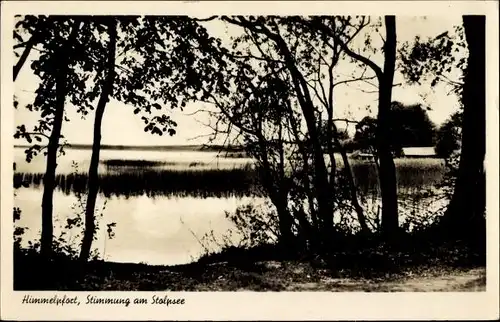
[112,16,228,136]
[399,25,467,96]
[12,16,89,159]
[353,101,436,155]
[225,201,280,248]
[353,116,378,152]
[13,15,228,160]
[390,102,436,148]
[435,150,461,203]
[435,112,462,158]
[13,163,29,250]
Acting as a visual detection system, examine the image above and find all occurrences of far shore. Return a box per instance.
[14,144,246,152]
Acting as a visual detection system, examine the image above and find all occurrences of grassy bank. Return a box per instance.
[14,235,485,291]
[14,255,485,292]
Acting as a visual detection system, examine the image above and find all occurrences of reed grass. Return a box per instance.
[350,158,445,194]
[14,167,262,198]
[14,158,445,198]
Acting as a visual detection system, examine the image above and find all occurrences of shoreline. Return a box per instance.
[14,238,486,291]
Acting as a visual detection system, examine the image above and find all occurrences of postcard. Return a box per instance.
[1,1,498,320]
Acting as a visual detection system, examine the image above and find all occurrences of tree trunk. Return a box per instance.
[268,34,334,243]
[335,137,370,233]
[40,20,81,259]
[377,16,399,238]
[14,35,35,81]
[276,118,296,248]
[80,19,117,262]
[286,71,333,243]
[275,197,295,248]
[220,17,335,248]
[286,100,320,235]
[329,119,369,233]
[444,15,486,238]
[256,136,295,248]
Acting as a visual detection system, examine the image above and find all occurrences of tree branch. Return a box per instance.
[333,74,377,88]
[191,16,218,22]
[306,18,383,80]
[23,131,50,139]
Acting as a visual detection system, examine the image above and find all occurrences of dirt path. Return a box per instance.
[284,267,486,292]
[175,261,486,292]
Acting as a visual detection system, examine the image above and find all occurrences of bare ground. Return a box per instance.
[177,261,486,292]
[15,238,486,292]
[53,260,485,292]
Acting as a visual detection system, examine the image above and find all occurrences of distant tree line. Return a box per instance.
[336,101,462,159]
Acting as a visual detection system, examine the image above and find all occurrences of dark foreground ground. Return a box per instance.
[14,239,486,291]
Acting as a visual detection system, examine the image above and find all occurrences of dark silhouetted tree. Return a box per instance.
[79,18,117,262]
[435,112,462,159]
[399,15,485,241]
[78,16,236,261]
[389,102,436,148]
[13,18,83,259]
[14,15,230,261]
[196,16,375,252]
[307,16,400,238]
[444,16,485,238]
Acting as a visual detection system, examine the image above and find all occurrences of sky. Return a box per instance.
[13,16,464,147]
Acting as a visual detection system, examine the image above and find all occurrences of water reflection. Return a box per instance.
[15,188,267,265]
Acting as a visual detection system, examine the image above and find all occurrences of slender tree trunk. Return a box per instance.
[275,197,295,247]
[285,70,333,243]
[14,35,35,81]
[259,161,295,248]
[286,100,319,235]
[267,33,334,244]
[377,16,399,238]
[40,20,81,259]
[277,118,296,248]
[329,118,368,232]
[444,15,485,238]
[256,134,295,248]
[334,136,370,233]
[79,19,117,262]
[290,79,334,245]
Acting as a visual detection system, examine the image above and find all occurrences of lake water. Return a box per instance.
[13,147,447,266]
[15,188,266,265]
[14,147,267,265]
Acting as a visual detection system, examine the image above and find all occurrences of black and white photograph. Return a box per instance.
[1,1,499,320]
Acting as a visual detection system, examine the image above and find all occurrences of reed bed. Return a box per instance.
[14,157,445,199]
[350,158,445,194]
[14,167,262,198]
